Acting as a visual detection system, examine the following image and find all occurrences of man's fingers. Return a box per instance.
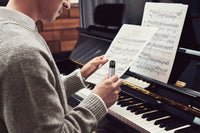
[92,58,108,66]
[97,55,104,59]
[110,75,119,82]
[115,87,121,93]
[113,78,123,88]
[103,73,109,80]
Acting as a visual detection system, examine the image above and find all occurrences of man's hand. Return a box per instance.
[80,55,108,79]
[92,74,123,108]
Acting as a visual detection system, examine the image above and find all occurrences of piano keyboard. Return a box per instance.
[74,88,200,133]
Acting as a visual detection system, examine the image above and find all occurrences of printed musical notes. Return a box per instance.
[86,24,157,84]
[130,2,188,83]
[86,2,188,84]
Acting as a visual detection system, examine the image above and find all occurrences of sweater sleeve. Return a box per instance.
[61,69,87,98]
[2,49,107,133]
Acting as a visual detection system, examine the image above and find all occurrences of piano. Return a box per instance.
[64,0,200,132]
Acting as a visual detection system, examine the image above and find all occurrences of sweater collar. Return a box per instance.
[0,7,37,31]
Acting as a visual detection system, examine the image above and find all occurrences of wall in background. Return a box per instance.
[0,1,80,54]
[36,5,80,54]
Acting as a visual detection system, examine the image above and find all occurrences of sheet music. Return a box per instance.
[86,24,157,84]
[130,2,188,83]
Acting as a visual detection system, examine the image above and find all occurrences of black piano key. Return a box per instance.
[130,105,146,112]
[174,126,193,133]
[189,130,200,133]
[135,104,158,115]
[175,126,200,133]
[117,92,143,107]
[135,107,152,115]
[165,121,187,131]
[120,101,136,107]
[117,97,134,105]
[118,92,141,101]
[119,99,142,107]
[146,112,169,121]
[159,118,180,128]
[118,95,130,101]
[118,92,132,99]
[135,105,156,114]
[142,111,163,118]
[155,117,176,125]
[126,103,143,110]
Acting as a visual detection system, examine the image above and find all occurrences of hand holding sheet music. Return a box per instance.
[86,24,157,84]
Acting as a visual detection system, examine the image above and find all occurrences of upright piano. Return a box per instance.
[66,0,200,132]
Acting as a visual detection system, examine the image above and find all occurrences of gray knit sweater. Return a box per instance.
[0,7,107,133]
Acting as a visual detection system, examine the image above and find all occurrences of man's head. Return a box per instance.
[37,0,71,23]
[6,0,71,23]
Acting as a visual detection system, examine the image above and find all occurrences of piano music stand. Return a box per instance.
[87,3,125,33]
[0,0,8,6]
[177,47,200,91]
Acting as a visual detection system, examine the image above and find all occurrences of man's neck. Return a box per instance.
[6,0,38,22]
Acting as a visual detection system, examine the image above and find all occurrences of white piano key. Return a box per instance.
[110,103,170,133]
[150,127,169,133]
[153,124,191,133]
[109,103,151,133]
[144,117,170,133]
[134,113,168,131]
[74,88,192,133]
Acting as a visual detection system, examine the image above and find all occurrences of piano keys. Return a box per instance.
[66,31,200,133]
[67,33,200,132]
[67,36,200,132]
[68,84,200,133]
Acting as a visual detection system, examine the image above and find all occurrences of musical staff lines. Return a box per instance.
[134,61,168,76]
[149,9,184,21]
[86,24,157,84]
[130,2,188,83]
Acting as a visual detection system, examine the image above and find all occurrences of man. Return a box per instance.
[0,0,122,132]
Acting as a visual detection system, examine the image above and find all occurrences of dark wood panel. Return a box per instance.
[61,40,77,52]
[43,18,80,31]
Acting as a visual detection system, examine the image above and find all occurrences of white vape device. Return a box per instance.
[109,60,115,78]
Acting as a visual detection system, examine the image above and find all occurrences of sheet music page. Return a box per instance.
[86,24,157,84]
[129,2,188,83]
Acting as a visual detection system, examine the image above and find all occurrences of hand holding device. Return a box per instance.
[92,60,122,108]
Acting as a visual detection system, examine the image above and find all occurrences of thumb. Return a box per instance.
[103,73,109,80]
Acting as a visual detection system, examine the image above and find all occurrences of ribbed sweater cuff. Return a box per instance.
[62,69,87,94]
[78,94,107,122]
